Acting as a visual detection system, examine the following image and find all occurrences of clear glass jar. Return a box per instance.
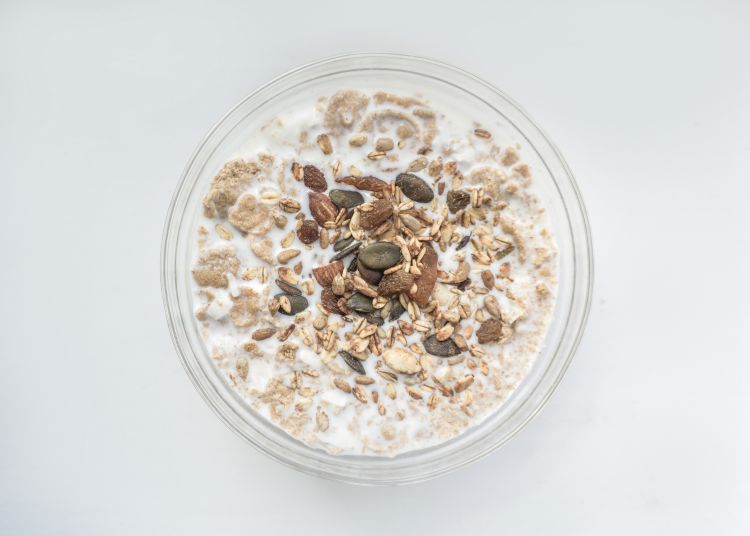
[161,53,593,485]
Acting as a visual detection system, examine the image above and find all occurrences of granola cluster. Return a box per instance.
[191,90,557,455]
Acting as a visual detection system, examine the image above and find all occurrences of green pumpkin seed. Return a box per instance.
[395,173,434,203]
[333,236,354,252]
[423,335,462,357]
[275,293,308,315]
[329,189,365,209]
[358,242,402,270]
[346,292,375,313]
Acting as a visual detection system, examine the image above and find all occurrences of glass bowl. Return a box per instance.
[161,53,593,485]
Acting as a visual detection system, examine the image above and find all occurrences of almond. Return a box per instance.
[359,198,393,230]
[308,192,338,225]
[312,260,343,287]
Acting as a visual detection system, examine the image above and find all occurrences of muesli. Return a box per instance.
[191,90,557,455]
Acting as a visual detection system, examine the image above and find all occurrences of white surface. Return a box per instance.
[1,1,748,534]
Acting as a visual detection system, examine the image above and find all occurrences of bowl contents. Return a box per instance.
[190,90,557,456]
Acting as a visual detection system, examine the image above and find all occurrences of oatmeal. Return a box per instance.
[190,90,557,456]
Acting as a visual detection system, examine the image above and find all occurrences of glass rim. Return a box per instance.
[161,52,594,485]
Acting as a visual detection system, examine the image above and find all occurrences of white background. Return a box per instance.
[1,1,749,534]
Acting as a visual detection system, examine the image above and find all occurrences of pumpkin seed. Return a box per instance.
[274,293,308,315]
[395,173,434,203]
[339,350,365,374]
[330,241,362,262]
[358,242,402,270]
[347,292,375,313]
[333,236,354,252]
[329,189,365,209]
[423,335,462,357]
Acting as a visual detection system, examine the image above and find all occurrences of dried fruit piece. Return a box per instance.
[275,293,309,316]
[308,192,338,225]
[359,242,402,270]
[303,164,327,192]
[312,260,343,287]
[423,335,462,357]
[339,351,365,374]
[447,190,470,213]
[476,318,503,343]
[377,271,415,297]
[383,347,421,375]
[329,189,364,209]
[359,199,394,230]
[395,173,434,203]
[409,245,437,305]
[297,219,319,244]
[336,175,388,192]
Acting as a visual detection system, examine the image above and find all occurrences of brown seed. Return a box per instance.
[447,190,471,213]
[377,271,415,297]
[476,318,503,343]
[277,249,301,264]
[474,128,492,139]
[316,133,333,154]
[481,270,495,290]
[308,192,338,225]
[297,219,320,244]
[359,199,394,230]
[484,295,502,319]
[336,175,389,193]
[353,385,368,404]
[312,260,344,287]
[333,378,351,393]
[303,164,327,192]
[251,327,276,341]
[455,375,475,393]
